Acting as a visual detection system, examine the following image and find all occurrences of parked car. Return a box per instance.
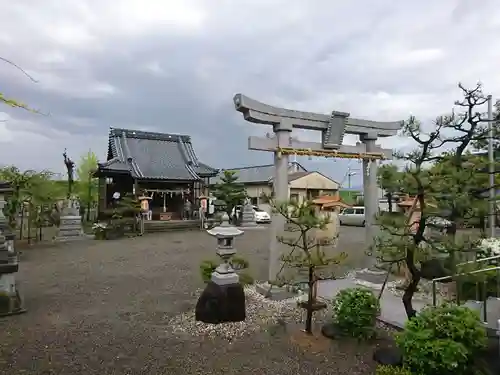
[427,216,452,228]
[231,205,271,224]
[253,206,271,223]
[339,206,366,226]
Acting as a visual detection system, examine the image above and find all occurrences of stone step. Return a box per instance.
[355,268,390,285]
[144,221,200,233]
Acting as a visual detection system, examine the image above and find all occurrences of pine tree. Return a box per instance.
[270,198,346,334]
[212,170,247,217]
[377,164,402,213]
[374,83,498,319]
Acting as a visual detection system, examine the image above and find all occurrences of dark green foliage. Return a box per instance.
[237,271,254,285]
[212,170,246,216]
[396,304,487,375]
[377,164,402,213]
[374,84,498,319]
[458,269,500,300]
[375,365,412,375]
[199,260,218,283]
[332,287,380,339]
[230,255,249,270]
[101,194,141,220]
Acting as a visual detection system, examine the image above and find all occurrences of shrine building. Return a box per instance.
[95,128,218,220]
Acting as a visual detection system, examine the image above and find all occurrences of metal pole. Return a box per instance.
[487,95,496,237]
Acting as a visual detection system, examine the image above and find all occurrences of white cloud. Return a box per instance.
[0,0,499,181]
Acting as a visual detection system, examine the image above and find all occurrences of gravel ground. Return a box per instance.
[0,227,389,374]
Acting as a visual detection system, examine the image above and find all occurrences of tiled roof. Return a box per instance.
[99,128,218,180]
[312,195,351,209]
[287,171,310,182]
[211,162,308,185]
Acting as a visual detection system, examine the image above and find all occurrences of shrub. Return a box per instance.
[375,365,412,375]
[230,255,249,270]
[332,287,380,339]
[238,271,254,285]
[199,260,218,283]
[396,303,487,375]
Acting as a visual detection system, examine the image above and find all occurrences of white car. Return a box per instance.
[339,206,366,226]
[232,205,271,224]
[253,206,271,223]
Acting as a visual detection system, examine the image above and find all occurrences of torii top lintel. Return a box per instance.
[233,93,403,139]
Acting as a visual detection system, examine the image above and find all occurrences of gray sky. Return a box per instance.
[1,0,499,188]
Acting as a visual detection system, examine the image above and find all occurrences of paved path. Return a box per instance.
[317,279,426,328]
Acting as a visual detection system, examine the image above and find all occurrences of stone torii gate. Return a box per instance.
[233,93,403,283]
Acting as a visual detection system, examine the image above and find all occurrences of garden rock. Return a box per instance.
[195,281,246,324]
[321,322,342,339]
[373,347,403,366]
[420,258,452,282]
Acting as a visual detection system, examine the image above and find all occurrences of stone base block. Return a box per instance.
[373,347,403,366]
[255,282,297,301]
[0,277,26,317]
[57,214,86,242]
[211,271,239,285]
[195,281,246,324]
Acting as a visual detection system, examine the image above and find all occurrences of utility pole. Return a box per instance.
[487,95,496,237]
[347,166,357,189]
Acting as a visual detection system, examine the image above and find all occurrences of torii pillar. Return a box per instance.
[360,134,381,249]
[233,94,402,289]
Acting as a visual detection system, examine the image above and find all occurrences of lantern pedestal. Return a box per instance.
[0,182,26,316]
[195,281,246,324]
[56,199,86,242]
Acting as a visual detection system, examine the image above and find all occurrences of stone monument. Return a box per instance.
[239,197,259,228]
[233,93,403,298]
[195,213,246,324]
[0,181,25,316]
[57,150,85,241]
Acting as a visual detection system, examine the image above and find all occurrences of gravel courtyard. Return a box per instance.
[0,227,386,375]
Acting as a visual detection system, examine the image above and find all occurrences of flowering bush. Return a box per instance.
[332,287,380,339]
[479,237,500,257]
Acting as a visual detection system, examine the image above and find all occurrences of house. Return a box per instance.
[210,162,340,207]
[94,128,218,220]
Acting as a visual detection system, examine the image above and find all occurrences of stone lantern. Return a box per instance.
[0,181,25,316]
[195,213,246,324]
[240,197,258,228]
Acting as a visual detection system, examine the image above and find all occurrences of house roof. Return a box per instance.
[312,195,351,210]
[287,171,310,182]
[98,128,218,181]
[398,196,437,209]
[211,162,308,185]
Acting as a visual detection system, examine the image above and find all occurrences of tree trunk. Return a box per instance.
[19,207,24,240]
[387,193,393,213]
[305,264,314,334]
[402,273,420,319]
[479,215,485,237]
[403,247,421,319]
